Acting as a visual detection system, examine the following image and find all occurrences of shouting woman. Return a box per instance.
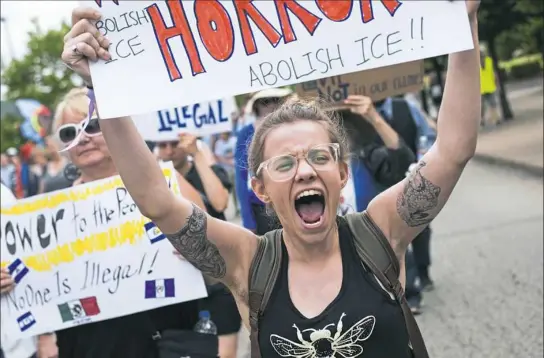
[61,2,480,357]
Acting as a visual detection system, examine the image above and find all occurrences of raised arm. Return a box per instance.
[100,118,256,282]
[367,4,481,254]
[60,7,257,293]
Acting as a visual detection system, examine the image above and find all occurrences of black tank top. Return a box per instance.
[259,218,412,358]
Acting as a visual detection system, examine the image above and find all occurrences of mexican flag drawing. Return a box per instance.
[58,297,101,322]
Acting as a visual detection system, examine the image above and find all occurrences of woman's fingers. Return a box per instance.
[71,6,101,27]
[72,32,101,58]
[74,42,99,62]
[0,273,14,293]
[65,19,110,52]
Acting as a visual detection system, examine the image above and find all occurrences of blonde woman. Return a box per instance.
[36,88,208,358]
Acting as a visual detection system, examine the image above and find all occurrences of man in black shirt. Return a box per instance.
[156,133,242,358]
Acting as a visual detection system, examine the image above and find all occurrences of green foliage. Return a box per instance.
[479,0,543,60]
[1,20,75,111]
[0,114,25,152]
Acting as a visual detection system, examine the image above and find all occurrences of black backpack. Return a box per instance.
[248,212,429,358]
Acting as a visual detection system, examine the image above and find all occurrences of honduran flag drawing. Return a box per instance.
[145,278,175,299]
[8,258,29,284]
[144,222,166,244]
[17,311,36,332]
[58,296,101,322]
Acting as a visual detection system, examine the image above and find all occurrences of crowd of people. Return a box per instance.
[0,2,485,358]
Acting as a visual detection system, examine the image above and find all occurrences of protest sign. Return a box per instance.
[132,97,237,142]
[86,0,474,119]
[295,60,424,105]
[0,162,207,339]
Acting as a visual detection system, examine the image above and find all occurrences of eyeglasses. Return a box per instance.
[256,143,340,182]
[56,117,101,145]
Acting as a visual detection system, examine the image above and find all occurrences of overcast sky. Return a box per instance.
[1,1,76,62]
[1,1,77,98]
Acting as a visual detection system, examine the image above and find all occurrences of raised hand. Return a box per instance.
[61,7,111,86]
[0,268,14,294]
[178,133,199,156]
[343,95,380,124]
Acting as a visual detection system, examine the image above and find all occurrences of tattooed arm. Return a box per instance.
[366,8,481,254]
[99,116,257,292]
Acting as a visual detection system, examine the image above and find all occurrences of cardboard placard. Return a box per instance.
[295,61,424,106]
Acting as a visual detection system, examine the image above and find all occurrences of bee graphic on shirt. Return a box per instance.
[270,313,376,358]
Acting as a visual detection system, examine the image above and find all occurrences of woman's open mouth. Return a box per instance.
[294,189,326,228]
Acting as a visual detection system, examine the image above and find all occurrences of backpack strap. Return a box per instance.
[344,212,429,358]
[248,229,283,358]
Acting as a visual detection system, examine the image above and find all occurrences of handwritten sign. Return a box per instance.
[132,97,237,141]
[86,0,474,119]
[0,162,207,339]
[296,60,424,105]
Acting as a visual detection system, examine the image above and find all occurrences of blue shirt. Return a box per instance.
[234,123,263,230]
[379,97,437,151]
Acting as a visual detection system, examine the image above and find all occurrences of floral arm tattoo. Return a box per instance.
[165,204,227,279]
[396,161,441,227]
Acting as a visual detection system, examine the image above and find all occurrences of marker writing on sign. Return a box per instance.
[157,100,229,133]
[90,0,403,82]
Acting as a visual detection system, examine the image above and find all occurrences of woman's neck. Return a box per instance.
[79,160,118,184]
[283,224,340,264]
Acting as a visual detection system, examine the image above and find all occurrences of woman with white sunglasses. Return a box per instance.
[35,87,209,358]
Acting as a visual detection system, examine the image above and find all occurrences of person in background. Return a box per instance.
[214,131,239,216]
[156,133,241,358]
[1,182,38,358]
[235,88,293,235]
[37,87,208,358]
[9,143,40,199]
[29,146,47,179]
[39,136,73,193]
[1,152,14,189]
[336,96,417,215]
[480,46,500,127]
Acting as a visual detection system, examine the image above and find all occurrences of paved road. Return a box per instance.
[417,161,543,358]
[233,160,544,358]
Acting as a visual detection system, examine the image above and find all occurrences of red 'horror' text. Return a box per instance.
[145,0,403,82]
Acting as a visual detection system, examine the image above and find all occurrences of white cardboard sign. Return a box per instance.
[132,97,237,141]
[0,162,207,339]
[86,0,474,119]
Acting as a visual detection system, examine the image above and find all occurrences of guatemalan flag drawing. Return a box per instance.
[145,278,175,299]
[8,258,29,284]
[145,222,166,244]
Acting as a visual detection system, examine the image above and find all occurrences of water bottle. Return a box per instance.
[194,310,217,335]
[417,135,429,160]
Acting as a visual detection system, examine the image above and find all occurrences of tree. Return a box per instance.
[0,113,25,152]
[1,19,76,111]
[478,0,544,120]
